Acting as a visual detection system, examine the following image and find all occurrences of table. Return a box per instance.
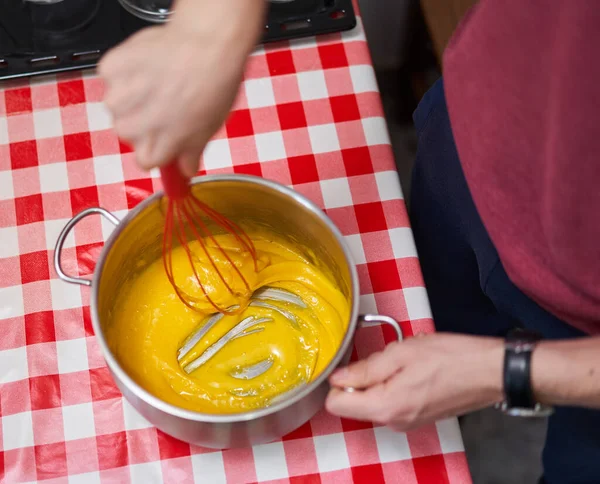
[0,16,471,484]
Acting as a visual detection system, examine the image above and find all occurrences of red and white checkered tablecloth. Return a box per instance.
[0,16,471,484]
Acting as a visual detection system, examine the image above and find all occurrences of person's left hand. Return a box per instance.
[325,333,504,431]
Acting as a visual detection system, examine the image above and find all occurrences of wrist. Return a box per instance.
[472,337,505,406]
[171,0,267,58]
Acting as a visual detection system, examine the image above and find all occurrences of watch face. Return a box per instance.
[498,402,554,418]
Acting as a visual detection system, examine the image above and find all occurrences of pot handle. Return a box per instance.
[54,207,120,287]
[342,314,403,393]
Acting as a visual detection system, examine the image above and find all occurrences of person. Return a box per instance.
[100,1,600,482]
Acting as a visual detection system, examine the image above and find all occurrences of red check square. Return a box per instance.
[90,367,122,401]
[57,80,86,106]
[20,250,50,284]
[226,109,254,138]
[288,154,319,185]
[367,260,402,292]
[119,139,134,153]
[318,44,348,69]
[30,374,62,410]
[64,132,93,161]
[157,429,191,460]
[125,178,153,209]
[10,140,38,170]
[70,186,99,214]
[354,202,387,233]
[282,421,313,441]
[277,102,307,130]
[267,50,296,76]
[15,194,44,225]
[290,475,322,484]
[352,464,386,484]
[97,432,130,470]
[342,147,374,177]
[25,311,56,345]
[412,455,450,484]
[5,88,33,115]
[233,163,262,177]
[330,95,361,123]
[76,242,103,277]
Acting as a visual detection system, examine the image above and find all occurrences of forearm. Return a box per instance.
[172,0,267,61]
[532,337,600,408]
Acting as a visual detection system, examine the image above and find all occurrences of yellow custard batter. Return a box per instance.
[105,232,350,413]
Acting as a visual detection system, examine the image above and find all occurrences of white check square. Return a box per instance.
[308,124,340,154]
[192,452,227,484]
[389,227,418,259]
[375,171,403,201]
[374,426,411,462]
[45,218,75,251]
[33,108,63,139]
[359,293,377,314]
[3,411,34,451]
[244,78,276,108]
[255,131,286,162]
[313,433,350,472]
[0,226,19,258]
[68,472,101,484]
[130,461,163,483]
[86,103,113,131]
[403,287,433,321]
[0,171,15,201]
[320,178,352,209]
[253,442,288,481]
[56,338,89,374]
[344,234,366,264]
[93,155,125,185]
[62,402,96,441]
[436,418,465,453]
[0,286,24,318]
[122,399,153,431]
[39,163,69,193]
[50,278,83,311]
[0,116,7,144]
[362,117,391,146]
[0,347,29,384]
[203,139,232,170]
[297,71,328,101]
[350,65,379,94]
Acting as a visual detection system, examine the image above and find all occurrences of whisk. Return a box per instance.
[160,163,258,314]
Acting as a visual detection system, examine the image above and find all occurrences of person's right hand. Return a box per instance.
[98,0,266,176]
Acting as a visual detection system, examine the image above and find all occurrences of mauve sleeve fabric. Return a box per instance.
[443,0,600,333]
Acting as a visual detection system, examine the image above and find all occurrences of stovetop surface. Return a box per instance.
[0,0,356,81]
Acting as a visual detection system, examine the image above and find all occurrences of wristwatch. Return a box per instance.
[495,328,554,417]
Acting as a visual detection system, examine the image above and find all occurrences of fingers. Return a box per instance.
[325,385,388,423]
[178,151,201,178]
[329,341,404,389]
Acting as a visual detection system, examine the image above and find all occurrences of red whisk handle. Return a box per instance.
[160,163,190,199]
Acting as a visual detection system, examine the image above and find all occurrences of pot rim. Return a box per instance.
[90,174,360,423]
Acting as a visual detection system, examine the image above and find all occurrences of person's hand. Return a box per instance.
[98,0,266,176]
[325,333,504,431]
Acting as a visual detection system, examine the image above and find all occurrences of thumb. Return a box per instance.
[329,341,404,389]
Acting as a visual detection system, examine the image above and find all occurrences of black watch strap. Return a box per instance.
[497,328,554,417]
[504,335,536,408]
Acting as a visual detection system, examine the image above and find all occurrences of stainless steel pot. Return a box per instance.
[54,175,402,448]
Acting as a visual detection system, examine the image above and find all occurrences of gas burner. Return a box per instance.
[28,0,101,36]
[0,0,356,81]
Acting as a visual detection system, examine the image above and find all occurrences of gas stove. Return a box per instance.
[0,0,356,81]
